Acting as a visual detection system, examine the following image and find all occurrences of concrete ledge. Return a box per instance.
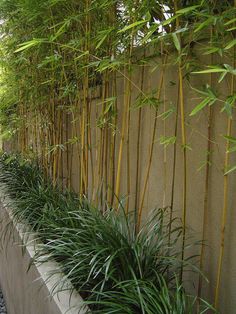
[0,189,89,314]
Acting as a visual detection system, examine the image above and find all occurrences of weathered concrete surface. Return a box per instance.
[0,191,88,314]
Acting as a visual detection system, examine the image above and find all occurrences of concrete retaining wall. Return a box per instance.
[0,190,88,314]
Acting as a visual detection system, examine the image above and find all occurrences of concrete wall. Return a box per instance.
[0,190,88,314]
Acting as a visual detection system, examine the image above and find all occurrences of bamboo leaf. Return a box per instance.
[190,97,212,116]
[51,20,70,41]
[161,15,178,26]
[224,135,236,143]
[224,63,236,75]
[15,38,45,52]
[203,47,221,55]
[172,33,181,52]
[176,5,200,14]
[221,102,232,117]
[157,106,176,120]
[205,85,217,99]
[224,165,236,175]
[225,17,236,25]
[227,25,236,31]
[118,20,148,33]
[141,24,159,43]
[160,136,176,147]
[191,85,212,97]
[193,67,227,74]
[225,39,236,50]
[218,71,227,83]
[221,95,236,117]
[194,17,213,33]
[96,28,114,49]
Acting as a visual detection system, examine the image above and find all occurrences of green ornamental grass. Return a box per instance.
[0,153,215,313]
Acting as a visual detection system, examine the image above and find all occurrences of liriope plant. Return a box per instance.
[0,153,215,313]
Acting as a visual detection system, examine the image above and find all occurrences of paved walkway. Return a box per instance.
[0,290,6,314]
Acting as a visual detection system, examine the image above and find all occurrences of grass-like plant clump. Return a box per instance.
[0,153,214,313]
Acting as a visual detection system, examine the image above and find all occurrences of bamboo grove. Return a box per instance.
[0,0,236,312]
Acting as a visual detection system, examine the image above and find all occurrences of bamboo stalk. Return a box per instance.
[134,52,146,218]
[168,82,179,252]
[114,69,128,205]
[115,48,134,209]
[88,97,94,196]
[109,70,118,207]
[179,62,187,282]
[68,53,82,190]
[115,5,138,210]
[162,70,167,208]
[197,31,214,301]
[173,0,187,281]
[126,61,133,213]
[66,111,70,189]
[214,69,235,310]
[92,91,100,203]
[97,74,107,208]
[105,76,111,207]
[214,117,232,307]
[56,68,63,182]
